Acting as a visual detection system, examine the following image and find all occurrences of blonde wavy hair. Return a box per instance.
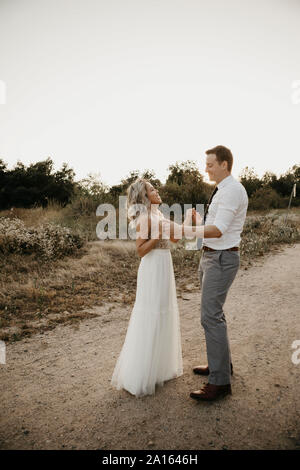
[127,178,151,228]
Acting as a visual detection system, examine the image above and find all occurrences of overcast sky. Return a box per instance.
[0,0,299,186]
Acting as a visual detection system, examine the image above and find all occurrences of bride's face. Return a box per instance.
[145,182,162,204]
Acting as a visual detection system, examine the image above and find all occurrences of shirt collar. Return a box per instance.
[217,174,234,190]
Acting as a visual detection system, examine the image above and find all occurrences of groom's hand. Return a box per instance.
[192,209,202,226]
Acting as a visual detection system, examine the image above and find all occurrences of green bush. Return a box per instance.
[249,187,283,210]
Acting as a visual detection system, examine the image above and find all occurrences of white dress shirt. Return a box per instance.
[203,174,248,250]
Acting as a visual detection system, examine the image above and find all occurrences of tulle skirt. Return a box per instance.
[111,249,183,397]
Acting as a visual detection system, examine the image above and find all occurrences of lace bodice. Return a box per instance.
[150,211,170,249]
[153,238,170,250]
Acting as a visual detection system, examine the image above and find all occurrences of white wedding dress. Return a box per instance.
[111,217,183,397]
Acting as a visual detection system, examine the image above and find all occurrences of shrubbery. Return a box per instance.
[0,217,84,260]
[1,156,299,214]
[0,157,76,210]
[240,215,300,259]
[248,187,285,210]
[239,165,300,209]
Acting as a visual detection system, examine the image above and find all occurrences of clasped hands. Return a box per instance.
[157,208,203,240]
[185,208,203,226]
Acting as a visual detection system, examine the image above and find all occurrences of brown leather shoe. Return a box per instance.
[193,362,233,376]
[190,383,232,401]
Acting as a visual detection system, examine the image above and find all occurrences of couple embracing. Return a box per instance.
[111,145,248,401]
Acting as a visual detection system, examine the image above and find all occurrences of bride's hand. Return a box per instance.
[183,209,193,229]
[185,208,193,222]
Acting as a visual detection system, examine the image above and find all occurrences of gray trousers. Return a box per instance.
[198,249,240,385]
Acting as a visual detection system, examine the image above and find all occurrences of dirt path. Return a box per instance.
[1,244,300,450]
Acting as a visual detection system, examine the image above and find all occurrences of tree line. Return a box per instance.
[0,157,299,212]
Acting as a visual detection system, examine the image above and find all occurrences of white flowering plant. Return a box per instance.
[0,217,84,260]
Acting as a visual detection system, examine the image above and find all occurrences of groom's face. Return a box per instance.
[205,154,227,183]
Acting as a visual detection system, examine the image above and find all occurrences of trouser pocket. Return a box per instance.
[198,254,204,289]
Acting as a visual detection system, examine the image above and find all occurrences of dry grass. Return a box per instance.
[0,238,140,342]
[1,200,64,228]
[0,207,299,343]
[3,199,101,243]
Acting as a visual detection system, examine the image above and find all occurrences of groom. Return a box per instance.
[190,145,248,401]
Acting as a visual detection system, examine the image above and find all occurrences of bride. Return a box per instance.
[111,178,201,397]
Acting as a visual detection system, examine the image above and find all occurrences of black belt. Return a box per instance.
[202,246,239,252]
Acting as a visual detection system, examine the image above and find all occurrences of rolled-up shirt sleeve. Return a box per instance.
[213,187,241,235]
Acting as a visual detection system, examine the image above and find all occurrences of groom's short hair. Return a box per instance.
[206,145,233,172]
